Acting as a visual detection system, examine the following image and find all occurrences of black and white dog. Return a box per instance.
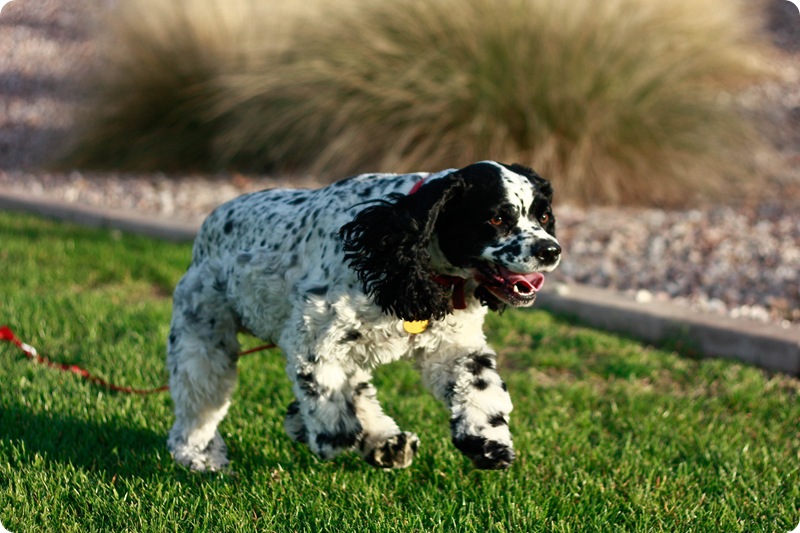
[167,161,561,471]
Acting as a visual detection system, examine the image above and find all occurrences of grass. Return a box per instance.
[1,211,799,532]
[59,0,767,205]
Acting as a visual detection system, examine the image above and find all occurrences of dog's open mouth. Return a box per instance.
[474,263,545,306]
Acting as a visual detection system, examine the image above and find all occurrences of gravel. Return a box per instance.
[1,0,798,328]
[553,204,800,326]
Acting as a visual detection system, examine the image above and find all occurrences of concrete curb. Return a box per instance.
[537,285,800,377]
[0,190,199,241]
[2,190,798,377]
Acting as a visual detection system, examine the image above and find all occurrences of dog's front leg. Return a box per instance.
[419,349,515,469]
[349,368,419,469]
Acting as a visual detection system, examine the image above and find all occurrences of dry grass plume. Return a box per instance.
[61,0,768,205]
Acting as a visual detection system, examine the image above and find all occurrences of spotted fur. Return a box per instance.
[167,161,561,471]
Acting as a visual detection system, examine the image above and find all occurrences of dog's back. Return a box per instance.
[191,172,430,266]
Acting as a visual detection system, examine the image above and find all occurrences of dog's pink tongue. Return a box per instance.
[497,266,545,294]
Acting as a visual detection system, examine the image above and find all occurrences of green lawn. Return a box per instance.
[0,211,798,532]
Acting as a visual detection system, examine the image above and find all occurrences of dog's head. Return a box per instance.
[340,161,561,321]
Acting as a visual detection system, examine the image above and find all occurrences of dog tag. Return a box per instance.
[403,320,429,334]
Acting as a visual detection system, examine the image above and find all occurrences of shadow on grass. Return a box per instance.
[0,402,170,478]
[0,396,372,480]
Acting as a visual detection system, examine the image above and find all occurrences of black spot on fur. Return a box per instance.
[473,378,489,390]
[297,371,319,399]
[488,413,508,427]
[354,381,371,396]
[453,434,515,470]
[497,238,522,259]
[223,220,234,234]
[306,285,328,297]
[212,276,227,293]
[341,330,362,343]
[453,433,485,457]
[466,353,494,375]
[501,162,553,202]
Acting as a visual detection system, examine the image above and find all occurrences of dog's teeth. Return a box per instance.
[513,282,533,295]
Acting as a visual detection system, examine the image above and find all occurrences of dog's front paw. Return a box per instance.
[363,431,420,469]
[453,435,515,470]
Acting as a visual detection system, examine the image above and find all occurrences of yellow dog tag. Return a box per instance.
[403,320,429,335]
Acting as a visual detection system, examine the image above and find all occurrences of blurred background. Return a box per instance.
[0,0,798,324]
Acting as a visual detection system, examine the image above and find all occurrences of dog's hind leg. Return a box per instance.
[166,265,240,472]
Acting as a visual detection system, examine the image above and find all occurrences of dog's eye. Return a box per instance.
[489,215,504,227]
[539,212,551,225]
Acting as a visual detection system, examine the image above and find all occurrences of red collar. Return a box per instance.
[408,176,469,310]
[408,177,426,195]
[433,275,468,310]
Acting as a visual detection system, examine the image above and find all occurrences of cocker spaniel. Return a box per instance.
[167,161,561,471]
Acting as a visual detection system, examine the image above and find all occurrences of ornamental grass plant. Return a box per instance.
[62,0,767,205]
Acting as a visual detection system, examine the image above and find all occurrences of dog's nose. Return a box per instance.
[534,242,561,264]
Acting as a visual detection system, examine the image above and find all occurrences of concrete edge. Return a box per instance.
[537,285,800,377]
[3,190,798,377]
[0,190,199,241]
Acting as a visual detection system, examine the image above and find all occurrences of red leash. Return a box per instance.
[1,325,275,395]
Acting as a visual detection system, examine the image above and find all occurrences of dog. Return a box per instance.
[166,160,561,471]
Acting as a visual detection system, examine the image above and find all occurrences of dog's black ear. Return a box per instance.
[340,175,466,322]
